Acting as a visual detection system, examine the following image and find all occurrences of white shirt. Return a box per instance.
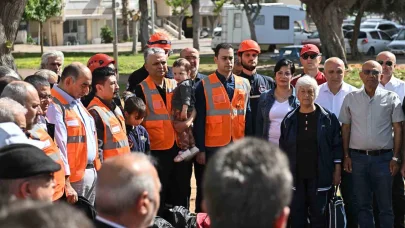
[46,85,97,176]
[315,82,358,117]
[268,100,292,145]
[378,75,405,103]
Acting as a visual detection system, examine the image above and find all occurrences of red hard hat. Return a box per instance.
[87,54,115,73]
[238,39,261,54]
[148,32,172,50]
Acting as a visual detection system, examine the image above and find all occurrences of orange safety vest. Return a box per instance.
[140,76,177,150]
[87,97,130,160]
[51,88,101,183]
[29,124,66,201]
[202,73,250,147]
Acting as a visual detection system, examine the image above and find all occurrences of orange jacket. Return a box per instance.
[29,124,66,201]
[51,89,101,183]
[88,97,130,160]
[140,76,177,150]
[202,73,250,147]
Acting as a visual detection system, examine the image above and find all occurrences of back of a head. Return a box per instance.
[0,66,21,80]
[203,137,293,228]
[24,75,50,91]
[0,98,27,125]
[0,76,20,95]
[96,153,158,217]
[0,82,30,107]
[0,200,94,228]
[34,69,58,80]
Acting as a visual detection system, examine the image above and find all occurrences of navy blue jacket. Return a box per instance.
[255,87,299,139]
[279,104,342,191]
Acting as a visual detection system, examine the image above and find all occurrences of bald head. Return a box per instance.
[96,153,160,228]
[376,51,396,78]
[180,47,200,77]
[362,60,382,72]
[1,81,41,130]
[59,62,92,99]
[324,57,346,89]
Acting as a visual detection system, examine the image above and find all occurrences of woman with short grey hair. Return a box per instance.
[279,75,342,227]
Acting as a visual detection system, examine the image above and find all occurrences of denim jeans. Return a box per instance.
[350,149,394,228]
[340,171,359,228]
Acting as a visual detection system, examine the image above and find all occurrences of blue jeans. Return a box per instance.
[350,149,394,228]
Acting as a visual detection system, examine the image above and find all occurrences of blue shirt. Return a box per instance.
[47,85,97,175]
[126,124,150,153]
[194,71,252,152]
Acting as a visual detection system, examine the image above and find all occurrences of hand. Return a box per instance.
[173,120,191,133]
[196,152,206,165]
[65,182,78,204]
[390,160,399,176]
[401,163,405,177]
[333,165,341,186]
[343,157,352,173]
[180,111,187,120]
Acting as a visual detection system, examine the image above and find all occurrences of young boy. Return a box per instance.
[124,96,150,153]
[172,58,199,162]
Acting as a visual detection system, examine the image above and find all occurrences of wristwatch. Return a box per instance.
[392,157,402,164]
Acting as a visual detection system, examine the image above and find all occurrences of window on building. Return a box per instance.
[234,13,242,28]
[274,16,289,30]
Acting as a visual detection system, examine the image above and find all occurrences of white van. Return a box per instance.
[211,3,310,51]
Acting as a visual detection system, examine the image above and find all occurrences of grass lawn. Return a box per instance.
[13,52,405,89]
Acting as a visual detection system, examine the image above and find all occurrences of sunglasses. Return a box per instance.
[377,60,393,67]
[301,53,319,60]
[362,69,381,76]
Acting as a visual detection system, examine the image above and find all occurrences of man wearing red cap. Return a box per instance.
[291,44,326,86]
[127,32,174,93]
[238,39,275,135]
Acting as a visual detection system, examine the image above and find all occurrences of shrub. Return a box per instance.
[100,25,113,43]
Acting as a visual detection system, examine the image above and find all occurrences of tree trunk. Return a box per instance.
[246,11,257,41]
[139,0,149,51]
[132,20,138,54]
[178,16,183,40]
[0,0,27,70]
[350,0,370,60]
[303,0,358,66]
[40,22,44,55]
[192,0,200,50]
[122,0,130,41]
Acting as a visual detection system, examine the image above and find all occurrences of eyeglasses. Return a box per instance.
[301,53,319,60]
[362,69,381,76]
[377,60,393,66]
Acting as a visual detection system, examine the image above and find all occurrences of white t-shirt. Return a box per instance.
[315,82,358,117]
[268,100,293,145]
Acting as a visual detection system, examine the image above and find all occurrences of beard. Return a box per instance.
[241,61,256,71]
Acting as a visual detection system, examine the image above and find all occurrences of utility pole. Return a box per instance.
[112,0,119,77]
[151,0,155,34]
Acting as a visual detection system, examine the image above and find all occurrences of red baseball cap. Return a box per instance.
[300,44,320,56]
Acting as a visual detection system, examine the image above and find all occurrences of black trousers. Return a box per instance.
[150,143,191,216]
[374,171,405,228]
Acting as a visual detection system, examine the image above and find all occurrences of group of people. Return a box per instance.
[0,31,403,228]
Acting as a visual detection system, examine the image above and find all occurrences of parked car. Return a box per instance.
[388,29,405,55]
[344,29,392,55]
[301,31,321,50]
[342,23,355,34]
[360,21,402,37]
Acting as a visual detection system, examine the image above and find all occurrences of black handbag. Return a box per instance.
[326,185,347,228]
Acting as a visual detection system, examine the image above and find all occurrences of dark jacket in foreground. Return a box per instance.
[279,103,342,191]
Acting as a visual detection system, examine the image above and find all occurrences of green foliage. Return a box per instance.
[100,26,113,44]
[165,0,192,16]
[23,0,62,23]
[212,0,228,15]
[26,35,35,44]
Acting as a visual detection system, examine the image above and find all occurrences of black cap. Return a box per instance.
[0,143,61,179]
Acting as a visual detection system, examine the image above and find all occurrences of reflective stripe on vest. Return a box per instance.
[140,76,176,150]
[88,97,130,160]
[29,124,66,201]
[202,73,250,147]
[51,88,101,183]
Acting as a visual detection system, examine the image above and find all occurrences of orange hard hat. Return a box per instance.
[148,32,172,50]
[237,39,261,54]
[87,54,115,73]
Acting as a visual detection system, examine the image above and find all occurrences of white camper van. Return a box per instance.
[211,3,310,51]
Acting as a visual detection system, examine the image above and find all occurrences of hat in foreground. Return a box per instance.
[0,143,61,179]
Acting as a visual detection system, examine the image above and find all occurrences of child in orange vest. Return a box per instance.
[171,58,199,162]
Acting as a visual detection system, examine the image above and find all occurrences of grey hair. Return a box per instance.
[0,66,21,80]
[96,153,159,216]
[0,83,29,106]
[295,75,319,99]
[40,50,64,69]
[144,47,166,61]
[0,98,27,124]
[34,69,58,80]
[203,137,293,228]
